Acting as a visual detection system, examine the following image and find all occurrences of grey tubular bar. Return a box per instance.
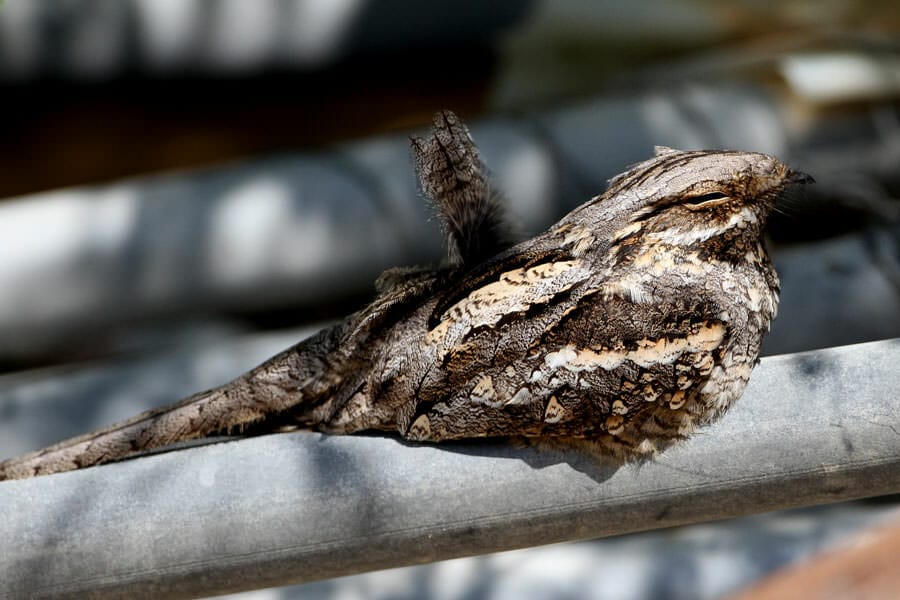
[0,338,898,599]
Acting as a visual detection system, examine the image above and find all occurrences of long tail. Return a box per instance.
[0,384,246,480]
[0,328,346,481]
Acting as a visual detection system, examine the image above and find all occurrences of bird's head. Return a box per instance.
[600,147,813,254]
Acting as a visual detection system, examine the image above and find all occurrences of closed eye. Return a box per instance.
[683,191,729,207]
[634,191,730,222]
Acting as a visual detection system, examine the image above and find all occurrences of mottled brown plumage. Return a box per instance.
[0,111,813,480]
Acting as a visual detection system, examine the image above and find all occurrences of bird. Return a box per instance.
[0,110,813,480]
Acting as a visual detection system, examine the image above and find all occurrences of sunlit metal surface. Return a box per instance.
[1,338,898,599]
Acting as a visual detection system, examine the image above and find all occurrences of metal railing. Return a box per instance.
[1,337,898,599]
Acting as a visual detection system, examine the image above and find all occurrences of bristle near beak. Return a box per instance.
[786,169,815,185]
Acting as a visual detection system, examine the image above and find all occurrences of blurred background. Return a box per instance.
[0,1,899,598]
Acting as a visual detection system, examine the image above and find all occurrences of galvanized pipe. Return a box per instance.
[0,338,898,599]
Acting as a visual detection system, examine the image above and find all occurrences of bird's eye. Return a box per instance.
[683,191,729,207]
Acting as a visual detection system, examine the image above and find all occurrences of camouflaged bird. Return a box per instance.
[0,111,813,480]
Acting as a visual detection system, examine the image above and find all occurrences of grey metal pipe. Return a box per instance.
[0,338,898,599]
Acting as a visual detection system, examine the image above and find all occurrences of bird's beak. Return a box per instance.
[786,169,815,185]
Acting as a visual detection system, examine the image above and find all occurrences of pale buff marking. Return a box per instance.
[693,353,714,376]
[630,248,707,276]
[606,415,625,436]
[408,415,431,440]
[603,246,714,305]
[425,319,453,346]
[470,375,496,405]
[505,365,516,378]
[643,384,660,403]
[612,399,628,415]
[745,284,768,313]
[611,221,642,244]
[648,225,722,247]
[632,247,678,270]
[506,387,532,406]
[557,304,582,319]
[543,322,725,374]
[560,223,596,256]
[544,395,565,423]
[635,439,658,456]
[668,390,686,410]
[600,280,656,304]
[426,260,583,346]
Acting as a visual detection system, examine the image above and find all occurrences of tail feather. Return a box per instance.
[0,331,346,481]
[411,110,512,267]
[0,377,262,480]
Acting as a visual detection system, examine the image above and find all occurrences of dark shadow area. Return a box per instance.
[0,0,549,198]
[791,351,834,380]
[74,428,624,488]
[0,55,493,199]
[382,433,624,484]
